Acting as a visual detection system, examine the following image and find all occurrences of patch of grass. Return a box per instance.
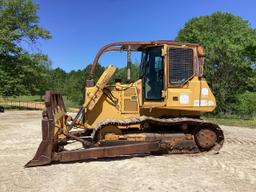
[203,116,256,128]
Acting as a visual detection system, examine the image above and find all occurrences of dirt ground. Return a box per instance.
[0,111,256,192]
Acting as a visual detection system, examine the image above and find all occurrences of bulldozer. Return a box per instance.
[25,40,224,167]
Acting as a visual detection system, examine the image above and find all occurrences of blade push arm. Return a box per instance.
[84,64,116,111]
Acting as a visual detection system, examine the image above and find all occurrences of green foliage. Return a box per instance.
[111,63,140,83]
[64,69,85,105]
[0,0,51,56]
[46,64,105,105]
[0,51,51,96]
[176,12,256,115]
[233,91,256,117]
[64,64,105,105]
[0,0,51,97]
[47,67,67,94]
[17,53,51,96]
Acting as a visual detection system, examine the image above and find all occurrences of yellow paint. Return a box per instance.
[82,43,216,129]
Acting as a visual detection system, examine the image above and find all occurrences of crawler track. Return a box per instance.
[92,116,224,153]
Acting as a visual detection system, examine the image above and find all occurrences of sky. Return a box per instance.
[30,0,256,72]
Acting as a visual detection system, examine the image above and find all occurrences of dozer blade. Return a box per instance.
[25,120,54,167]
[25,91,161,167]
[25,91,62,167]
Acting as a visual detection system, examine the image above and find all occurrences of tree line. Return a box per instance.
[0,0,255,117]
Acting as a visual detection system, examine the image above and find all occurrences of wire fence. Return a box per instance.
[0,99,80,112]
[0,99,45,110]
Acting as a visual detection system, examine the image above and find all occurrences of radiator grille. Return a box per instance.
[169,48,193,85]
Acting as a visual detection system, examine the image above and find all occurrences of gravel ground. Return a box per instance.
[0,111,256,192]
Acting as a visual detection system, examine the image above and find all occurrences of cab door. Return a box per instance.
[142,46,164,102]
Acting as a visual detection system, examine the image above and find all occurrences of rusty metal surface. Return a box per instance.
[99,133,200,154]
[92,116,224,151]
[195,128,218,150]
[25,113,55,167]
[55,142,160,162]
[89,40,199,79]
[91,116,224,153]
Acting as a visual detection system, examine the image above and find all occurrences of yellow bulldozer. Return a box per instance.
[26,40,224,167]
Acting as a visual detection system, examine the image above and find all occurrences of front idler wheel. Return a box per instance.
[195,128,217,151]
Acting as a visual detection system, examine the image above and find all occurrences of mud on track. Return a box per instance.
[0,111,256,192]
